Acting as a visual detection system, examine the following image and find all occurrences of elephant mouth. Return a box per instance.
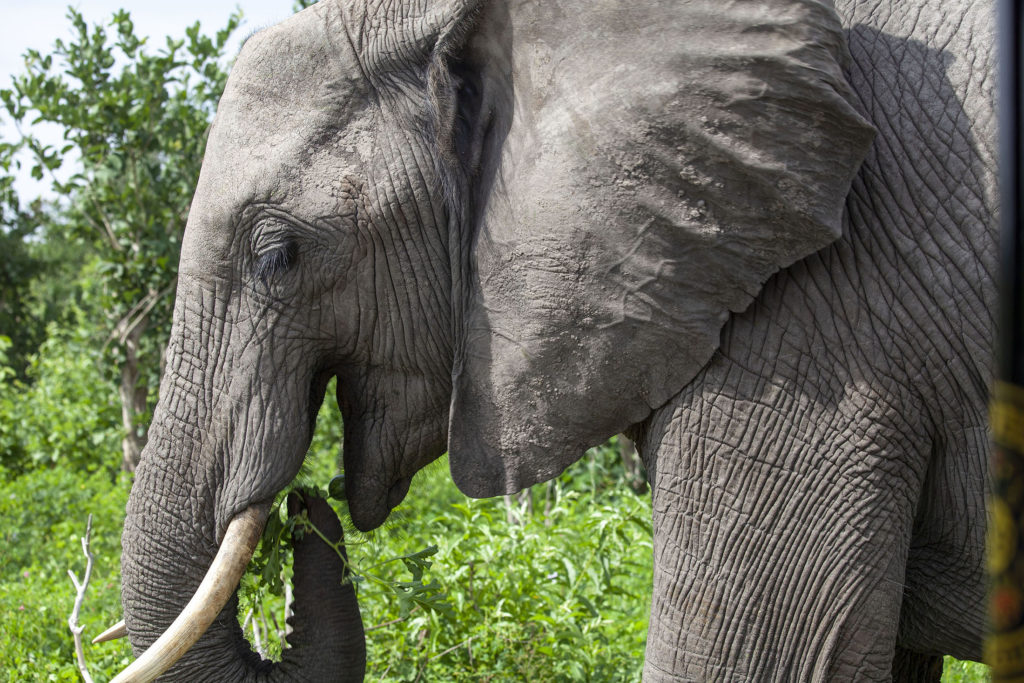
[348,475,413,532]
[388,476,412,509]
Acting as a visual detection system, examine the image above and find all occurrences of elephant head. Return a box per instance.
[119,0,874,676]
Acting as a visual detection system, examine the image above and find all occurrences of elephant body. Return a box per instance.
[646,171,990,669]
[639,2,993,678]
[117,0,995,679]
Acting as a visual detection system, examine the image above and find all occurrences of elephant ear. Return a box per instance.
[447,0,875,497]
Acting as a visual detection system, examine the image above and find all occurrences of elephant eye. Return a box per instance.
[253,240,297,285]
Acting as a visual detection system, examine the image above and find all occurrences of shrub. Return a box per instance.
[0,466,132,680]
[0,317,122,474]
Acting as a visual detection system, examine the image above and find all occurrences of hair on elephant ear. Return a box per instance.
[443,0,877,498]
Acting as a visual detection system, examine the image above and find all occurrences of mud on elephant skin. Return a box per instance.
[116,0,995,680]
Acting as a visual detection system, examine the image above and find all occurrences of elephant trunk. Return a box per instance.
[119,421,365,682]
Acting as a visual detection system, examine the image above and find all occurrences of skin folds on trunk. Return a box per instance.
[122,480,365,681]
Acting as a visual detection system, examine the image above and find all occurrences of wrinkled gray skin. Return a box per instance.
[120,0,995,679]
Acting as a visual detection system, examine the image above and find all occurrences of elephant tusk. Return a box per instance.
[92,618,127,644]
[110,505,268,683]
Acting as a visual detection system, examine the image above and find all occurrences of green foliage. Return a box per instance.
[0,335,13,384]
[354,460,652,682]
[0,209,48,377]
[942,657,991,682]
[0,6,241,470]
[1,5,240,332]
[0,313,122,474]
[0,466,132,680]
[1,211,93,381]
[246,490,454,621]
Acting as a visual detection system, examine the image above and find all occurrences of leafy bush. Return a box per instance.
[1,5,242,470]
[0,316,122,474]
[0,466,132,681]
[943,657,991,683]
[350,456,652,681]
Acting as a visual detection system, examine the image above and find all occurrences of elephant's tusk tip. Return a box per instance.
[92,618,127,644]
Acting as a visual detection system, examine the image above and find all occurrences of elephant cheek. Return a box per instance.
[214,373,331,535]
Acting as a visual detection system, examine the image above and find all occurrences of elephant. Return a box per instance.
[114,0,996,680]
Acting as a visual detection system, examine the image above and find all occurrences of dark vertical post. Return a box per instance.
[989,0,1024,679]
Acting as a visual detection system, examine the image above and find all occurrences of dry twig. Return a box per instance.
[67,514,95,683]
[364,605,422,632]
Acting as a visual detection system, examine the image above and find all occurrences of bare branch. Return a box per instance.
[364,605,423,632]
[67,514,95,683]
[85,195,124,253]
[102,276,178,360]
[120,277,177,345]
[425,635,477,662]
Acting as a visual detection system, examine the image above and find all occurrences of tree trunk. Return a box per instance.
[118,321,148,472]
[618,435,647,493]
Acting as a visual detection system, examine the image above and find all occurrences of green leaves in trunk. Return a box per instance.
[242,486,454,627]
[386,546,454,620]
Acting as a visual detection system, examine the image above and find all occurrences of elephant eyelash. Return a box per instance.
[253,241,297,285]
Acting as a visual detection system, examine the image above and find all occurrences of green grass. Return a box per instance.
[353,454,653,681]
[0,466,132,681]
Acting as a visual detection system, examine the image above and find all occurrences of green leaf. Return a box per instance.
[398,545,438,583]
[577,595,600,618]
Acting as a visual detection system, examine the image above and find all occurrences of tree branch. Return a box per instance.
[364,605,423,633]
[425,635,477,662]
[85,195,124,253]
[67,514,95,683]
[105,276,178,349]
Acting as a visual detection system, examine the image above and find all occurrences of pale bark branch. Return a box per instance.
[67,514,95,683]
[86,195,124,253]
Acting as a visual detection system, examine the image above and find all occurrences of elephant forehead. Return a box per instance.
[201,1,369,182]
[218,9,364,140]
[182,2,373,267]
[237,0,366,99]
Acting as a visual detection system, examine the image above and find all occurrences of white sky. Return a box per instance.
[0,0,300,202]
